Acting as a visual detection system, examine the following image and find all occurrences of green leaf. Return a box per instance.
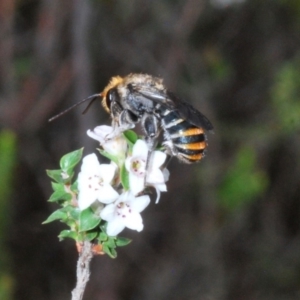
[106,237,116,248]
[102,243,117,259]
[60,148,83,172]
[42,209,68,224]
[120,164,129,190]
[109,247,117,258]
[79,208,101,232]
[49,183,72,202]
[64,219,77,228]
[100,224,107,232]
[115,237,132,247]
[46,169,64,183]
[68,206,80,220]
[86,231,98,241]
[123,130,138,145]
[71,180,78,193]
[49,190,72,202]
[99,231,108,242]
[51,182,64,192]
[98,149,119,164]
[58,230,77,241]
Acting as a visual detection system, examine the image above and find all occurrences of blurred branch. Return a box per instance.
[0,0,15,96]
[71,242,93,300]
[72,0,95,148]
[165,0,205,84]
[22,59,73,133]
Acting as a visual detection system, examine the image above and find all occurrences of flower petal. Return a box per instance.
[163,168,170,182]
[146,168,165,184]
[106,218,126,236]
[87,125,113,143]
[129,173,145,195]
[155,188,161,204]
[150,151,167,169]
[87,129,103,144]
[129,195,150,212]
[97,184,119,204]
[100,203,116,221]
[155,183,167,192]
[122,211,144,232]
[132,140,148,158]
[78,192,97,210]
[80,153,100,173]
[98,164,116,183]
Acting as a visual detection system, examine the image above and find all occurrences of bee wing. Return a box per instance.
[129,84,173,105]
[131,85,213,131]
[168,92,214,131]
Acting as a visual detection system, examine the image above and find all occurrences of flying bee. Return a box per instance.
[100,73,213,163]
[49,73,213,163]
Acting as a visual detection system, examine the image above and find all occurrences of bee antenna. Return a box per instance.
[48,93,101,122]
[81,95,100,115]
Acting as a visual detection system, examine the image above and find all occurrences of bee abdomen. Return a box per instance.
[173,129,207,163]
[162,110,208,163]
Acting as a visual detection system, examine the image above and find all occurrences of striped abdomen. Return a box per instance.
[161,109,207,163]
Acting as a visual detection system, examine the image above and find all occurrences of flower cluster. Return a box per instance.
[79,125,169,236]
[45,125,169,257]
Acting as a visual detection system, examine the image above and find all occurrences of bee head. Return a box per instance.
[101,76,124,113]
[48,75,125,122]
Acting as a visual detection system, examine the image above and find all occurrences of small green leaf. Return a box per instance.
[79,208,101,232]
[71,180,78,193]
[102,243,117,258]
[60,148,83,172]
[99,231,108,242]
[106,237,116,248]
[48,184,72,202]
[49,190,72,202]
[109,247,117,258]
[123,130,138,145]
[68,206,80,220]
[100,223,108,234]
[115,237,132,247]
[120,164,129,190]
[46,169,64,183]
[42,209,68,224]
[98,149,119,164]
[58,230,77,241]
[51,182,63,192]
[65,218,77,228]
[86,231,98,241]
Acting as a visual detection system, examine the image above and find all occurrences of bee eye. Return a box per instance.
[105,88,119,109]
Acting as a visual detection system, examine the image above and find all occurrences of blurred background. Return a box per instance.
[1,0,300,299]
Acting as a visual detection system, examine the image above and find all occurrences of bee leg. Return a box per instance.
[106,109,138,140]
[162,140,178,156]
[141,114,160,185]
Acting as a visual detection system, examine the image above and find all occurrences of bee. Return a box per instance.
[49,73,213,163]
[100,74,213,163]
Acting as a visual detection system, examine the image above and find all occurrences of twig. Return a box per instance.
[71,241,94,300]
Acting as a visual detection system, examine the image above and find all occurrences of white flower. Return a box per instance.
[125,140,169,199]
[151,168,170,204]
[125,140,148,195]
[87,125,127,158]
[100,191,150,236]
[77,153,119,210]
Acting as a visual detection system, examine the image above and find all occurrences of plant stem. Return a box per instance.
[71,241,93,300]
